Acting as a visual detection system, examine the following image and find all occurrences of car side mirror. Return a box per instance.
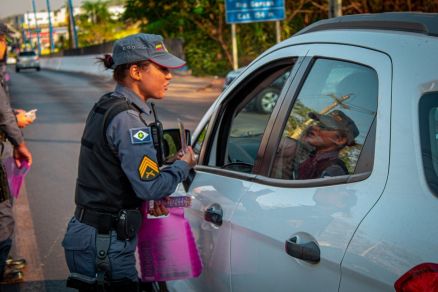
[162,128,191,165]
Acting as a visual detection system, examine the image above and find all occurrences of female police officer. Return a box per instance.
[62,33,196,291]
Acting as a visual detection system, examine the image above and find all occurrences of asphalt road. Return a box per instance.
[4,66,221,291]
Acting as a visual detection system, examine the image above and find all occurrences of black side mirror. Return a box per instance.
[162,128,191,164]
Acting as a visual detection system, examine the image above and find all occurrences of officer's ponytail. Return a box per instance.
[97,54,114,69]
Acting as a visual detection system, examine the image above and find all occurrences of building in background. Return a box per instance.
[3,4,125,55]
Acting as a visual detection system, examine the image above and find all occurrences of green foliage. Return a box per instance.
[77,0,127,46]
[122,0,438,76]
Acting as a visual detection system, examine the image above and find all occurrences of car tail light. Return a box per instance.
[395,263,438,292]
[34,56,39,61]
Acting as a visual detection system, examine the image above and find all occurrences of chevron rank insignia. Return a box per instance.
[138,155,160,181]
[130,127,152,144]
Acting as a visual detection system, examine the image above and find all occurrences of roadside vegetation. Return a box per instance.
[74,0,438,76]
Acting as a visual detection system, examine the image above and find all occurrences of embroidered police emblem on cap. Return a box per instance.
[130,127,152,144]
[138,155,160,181]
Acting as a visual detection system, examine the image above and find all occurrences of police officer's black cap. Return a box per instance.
[309,110,359,144]
[111,33,185,69]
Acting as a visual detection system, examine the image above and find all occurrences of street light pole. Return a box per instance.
[46,0,55,53]
[67,0,78,48]
[31,0,41,55]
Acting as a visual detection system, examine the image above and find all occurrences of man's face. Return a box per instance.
[302,123,347,152]
[138,62,172,100]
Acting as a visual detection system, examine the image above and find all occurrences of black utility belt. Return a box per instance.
[75,207,142,241]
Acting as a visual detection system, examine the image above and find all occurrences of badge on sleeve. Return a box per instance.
[130,127,152,144]
[138,155,160,181]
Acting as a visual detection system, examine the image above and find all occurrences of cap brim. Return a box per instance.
[308,112,341,130]
[149,53,186,69]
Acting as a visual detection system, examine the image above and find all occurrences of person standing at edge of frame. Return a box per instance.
[62,33,197,292]
[0,22,33,285]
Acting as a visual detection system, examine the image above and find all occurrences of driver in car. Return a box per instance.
[297,110,359,179]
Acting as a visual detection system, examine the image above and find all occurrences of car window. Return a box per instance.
[208,60,295,174]
[19,51,36,57]
[270,58,378,180]
[419,92,438,195]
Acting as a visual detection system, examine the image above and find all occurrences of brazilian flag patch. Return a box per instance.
[138,155,160,181]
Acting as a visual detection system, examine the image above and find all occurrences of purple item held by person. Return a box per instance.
[137,202,202,282]
[3,157,30,199]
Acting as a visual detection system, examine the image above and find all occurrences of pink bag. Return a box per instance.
[137,202,202,282]
[3,157,30,199]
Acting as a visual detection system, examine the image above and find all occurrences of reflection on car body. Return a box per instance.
[169,13,438,292]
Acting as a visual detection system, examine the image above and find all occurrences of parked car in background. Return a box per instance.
[224,66,288,113]
[16,50,40,72]
[168,12,438,292]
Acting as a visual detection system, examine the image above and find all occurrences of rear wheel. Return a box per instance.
[36,67,41,71]
[15,67,19,73]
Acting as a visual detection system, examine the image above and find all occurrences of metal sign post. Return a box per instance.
[31,0,41,55]
[225,0,285,69]
[67,0,78,48]
[231,24,238,70]
[46,0,55,53]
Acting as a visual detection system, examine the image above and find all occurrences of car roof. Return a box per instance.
[294,12,438,37]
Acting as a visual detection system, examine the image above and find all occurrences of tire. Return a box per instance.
[15,68,19,73]
[36,67,41,71]
[255,87,281,113]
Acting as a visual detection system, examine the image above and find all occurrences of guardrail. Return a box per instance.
[40,54,112,77]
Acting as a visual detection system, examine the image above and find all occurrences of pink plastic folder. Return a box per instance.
[137,202,202,282]
[3,157,30,199]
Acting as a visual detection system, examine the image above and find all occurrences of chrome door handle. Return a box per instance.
[285,236,320,263]
[204,203,223,226]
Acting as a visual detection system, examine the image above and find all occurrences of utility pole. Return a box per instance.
[31,0,41,55]
[46,0,55,53]
[67,0,78,48]
[328,0,342,18]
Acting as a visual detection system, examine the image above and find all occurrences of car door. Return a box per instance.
[228,44,391,291]
[170,46,310,292]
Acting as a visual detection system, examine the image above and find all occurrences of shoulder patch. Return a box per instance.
[138,155,160,181]
[130,127,152,144]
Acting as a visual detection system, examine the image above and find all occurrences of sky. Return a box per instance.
[1,0,86,19]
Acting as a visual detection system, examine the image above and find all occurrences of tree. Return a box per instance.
[77,0,126,46]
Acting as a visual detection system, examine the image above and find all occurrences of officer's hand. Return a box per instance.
[180,146,196,168]
[13,142,32,167]
[148,199,169,217]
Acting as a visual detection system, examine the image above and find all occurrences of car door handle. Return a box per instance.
[285,236,320,263]
[204,203,223,226]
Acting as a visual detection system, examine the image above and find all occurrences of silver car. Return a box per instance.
[168,12,438,292]
[16,50,40,72]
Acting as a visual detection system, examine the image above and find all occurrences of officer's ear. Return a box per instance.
[129,65,142,81]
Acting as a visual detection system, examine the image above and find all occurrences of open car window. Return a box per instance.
[207,59,296,174]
